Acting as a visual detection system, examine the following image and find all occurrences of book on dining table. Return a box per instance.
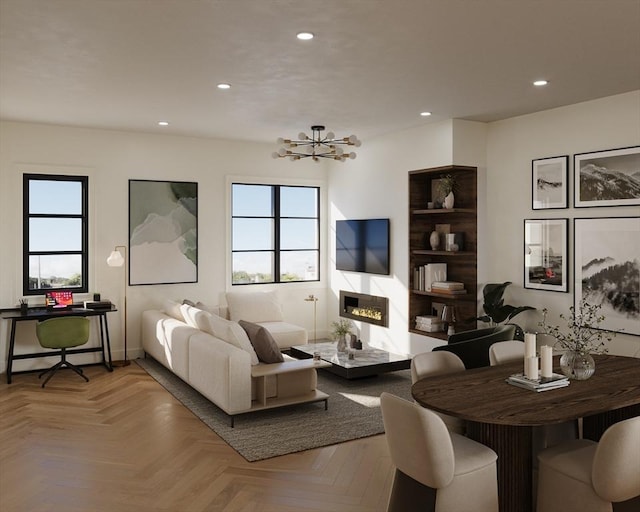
[506,372,569,392]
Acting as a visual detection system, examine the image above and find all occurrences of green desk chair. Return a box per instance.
[36,317,91,387]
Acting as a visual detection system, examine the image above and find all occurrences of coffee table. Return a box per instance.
[290,341,411,379]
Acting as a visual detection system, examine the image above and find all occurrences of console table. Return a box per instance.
[411,355,640,512]
[1,306,116,383]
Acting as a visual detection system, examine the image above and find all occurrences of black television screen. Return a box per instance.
[336,218,390,275]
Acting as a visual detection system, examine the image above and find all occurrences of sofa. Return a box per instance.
[141,294,327,426]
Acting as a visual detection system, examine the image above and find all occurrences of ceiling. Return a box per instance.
[1,0,639,144]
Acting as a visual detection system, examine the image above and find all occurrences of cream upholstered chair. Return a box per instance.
[536,416,640,512]
[410,351,466,435]
[381,393,498,512]
[488,340,524,365]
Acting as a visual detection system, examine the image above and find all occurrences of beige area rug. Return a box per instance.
[136,357,413,462]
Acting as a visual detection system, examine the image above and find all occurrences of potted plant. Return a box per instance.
[331,318,354,353]
[477,281,535,340]
[438,174,457,209]
[539,299,614,380]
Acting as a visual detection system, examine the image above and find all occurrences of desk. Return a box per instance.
[1,306,116,383]
[411,355,640,512]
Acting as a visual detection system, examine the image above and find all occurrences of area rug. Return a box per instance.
[136,358,413,462]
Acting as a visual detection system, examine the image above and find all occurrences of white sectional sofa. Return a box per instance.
[141,294,327,426]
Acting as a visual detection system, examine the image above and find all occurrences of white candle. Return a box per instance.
[526,356,539,380]
[541,345,553,378]
[524,333,537,359]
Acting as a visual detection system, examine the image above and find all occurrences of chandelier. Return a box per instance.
[272,125,361,162]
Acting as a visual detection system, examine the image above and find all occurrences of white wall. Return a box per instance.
[485,91,640,357]
[0,121,328,372]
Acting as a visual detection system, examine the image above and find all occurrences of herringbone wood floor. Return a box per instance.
[0,362,393,512]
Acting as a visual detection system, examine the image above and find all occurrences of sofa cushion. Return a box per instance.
[179,303,212,331]
[257,321,308,349]
[162,299,185,322]
[239,320,285,364]
[205,314,259,365]
[226,291,284,323]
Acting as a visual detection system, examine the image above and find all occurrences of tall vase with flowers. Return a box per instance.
[331,318,354,353]
[539,299,615,380]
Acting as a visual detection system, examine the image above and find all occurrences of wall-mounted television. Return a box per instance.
[336,218,390,275]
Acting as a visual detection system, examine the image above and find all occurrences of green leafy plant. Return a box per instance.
[538,299,614,355]
[330,318,353,340]
[477,282,536,340]
[438,174,457,196]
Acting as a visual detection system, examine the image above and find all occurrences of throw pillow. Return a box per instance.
[226,291,284,323]
[179,303,212,332]
[206,314,259,365]
[162,299,185,322]
[238,320,284,364]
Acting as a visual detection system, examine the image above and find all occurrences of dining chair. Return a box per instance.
[410,351,466,434]
[488,340,524,365]
[36,317,91,387]
[380,392,499,512]
[536,416,640,512]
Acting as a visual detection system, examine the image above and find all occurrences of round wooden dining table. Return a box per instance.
[411,354,640,512]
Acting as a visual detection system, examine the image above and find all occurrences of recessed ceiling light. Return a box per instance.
[533,80,549,86]
[158,121,169,126]
[297,32,314,40]
[217,83,231,90]
[420,111,432,117]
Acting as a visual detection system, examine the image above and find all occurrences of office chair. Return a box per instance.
[36,317,91,387]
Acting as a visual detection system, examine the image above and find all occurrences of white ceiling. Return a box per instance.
[1,0,639,144]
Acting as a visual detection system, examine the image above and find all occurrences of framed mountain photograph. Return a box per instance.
[574,146,640,207]
[532,155,568,209]
[574,216,640,335]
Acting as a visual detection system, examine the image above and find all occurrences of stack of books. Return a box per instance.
[414,263,447,292]
[506,373,570,392]
[415,315,444,333]
[431,281,467,295]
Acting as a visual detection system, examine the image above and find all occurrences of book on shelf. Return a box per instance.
[431,281,465,290]
[415,322,444,333]
[431,288,467,295]
[506,373,569,392]
[415,314,441,323]
[414,263,447,292]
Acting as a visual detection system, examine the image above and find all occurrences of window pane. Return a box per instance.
[30,180,82,214]
[28,254,83,290]
[232,184,273,217]
[280,251,319,281]
[280,219,318,249]
[29,218,82,251]
[280,186,318,217]
[232,252,274,284]
[232,218,273,250]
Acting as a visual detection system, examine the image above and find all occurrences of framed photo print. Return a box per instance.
[532,155,568,209]
[524,218,568,292]
[574,146,640,207]
[574,217,640,336]
[129,179,198,285]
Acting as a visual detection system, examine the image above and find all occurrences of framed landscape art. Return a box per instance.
[532,155,568,209]
[574,146,640,207]
[524,218,568,292]
[129,179,198,285]
[574,217,640,336]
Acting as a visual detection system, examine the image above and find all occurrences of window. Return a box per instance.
[232,183,319,284]
[23,174,89,295]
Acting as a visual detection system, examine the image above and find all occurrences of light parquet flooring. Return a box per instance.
[0,362,393,512]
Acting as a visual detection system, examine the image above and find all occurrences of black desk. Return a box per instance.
[1,306,116,383]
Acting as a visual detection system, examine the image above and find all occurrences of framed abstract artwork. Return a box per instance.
[129,179,198,285]
[532,155,568,209]
[574,216,640,335]
[574,146,640,207]
[524,218,568,292]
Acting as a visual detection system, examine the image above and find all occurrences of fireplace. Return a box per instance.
[339,290,389,327]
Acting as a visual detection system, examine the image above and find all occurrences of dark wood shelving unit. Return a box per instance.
[408,165,478,337]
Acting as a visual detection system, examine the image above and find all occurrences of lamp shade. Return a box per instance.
[107,250,125,267]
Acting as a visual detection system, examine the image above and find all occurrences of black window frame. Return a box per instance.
[231,183,320,285]
[23,173,89,296]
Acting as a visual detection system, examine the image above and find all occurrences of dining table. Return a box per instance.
[411,354,640,512]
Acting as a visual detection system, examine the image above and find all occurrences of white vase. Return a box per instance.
[429,230,440,250]
[336,334,348,353]
[444,191,455,209]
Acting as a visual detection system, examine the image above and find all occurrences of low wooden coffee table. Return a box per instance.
[290,341,411,379]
